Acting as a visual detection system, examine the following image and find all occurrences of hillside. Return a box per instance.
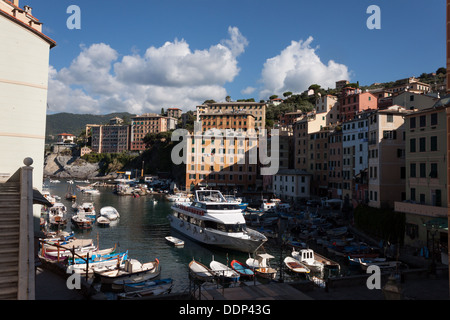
[45,112,134,142]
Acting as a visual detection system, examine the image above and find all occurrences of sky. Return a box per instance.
[23,0,446,115]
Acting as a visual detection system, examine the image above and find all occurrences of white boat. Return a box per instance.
[165,236,184,247]
[76,202,96,219]
[66,251,128,274]
[292,248,340,272]
[93,258,160,285]
[166,193,192,203]
[284,256,310,273]
[100,206,120,220]
[246,253,277,280]
[48,202,67,228]
[168,189,267,253]
[189,259,214,282]
[97,216,111,227]
[82,188,100,195]
[210,258,240,282]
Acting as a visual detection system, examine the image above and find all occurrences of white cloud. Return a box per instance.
[241,86,256,95]
[258,36,350,100]
[47,27,248,115]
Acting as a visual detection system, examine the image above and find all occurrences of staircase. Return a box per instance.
[0,182,21,299]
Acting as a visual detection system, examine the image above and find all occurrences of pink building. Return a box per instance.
[338,87,378,122]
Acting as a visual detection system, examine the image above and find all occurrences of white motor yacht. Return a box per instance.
[168,189,267,253]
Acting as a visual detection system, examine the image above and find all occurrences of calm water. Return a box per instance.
[43,179,297,293]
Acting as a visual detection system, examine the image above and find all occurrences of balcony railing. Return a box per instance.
[394,201,447,218]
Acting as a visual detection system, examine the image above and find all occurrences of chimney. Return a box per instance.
[12,0,19,7]
[24,5,32,15]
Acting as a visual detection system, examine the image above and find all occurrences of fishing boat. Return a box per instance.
[348,257,401,271]
[168,189,267,253]
[292,248,340,272]
[99,206,120,220]
[122,278,173,292]
[66,251,128,274]
[210,258,240,283]
[188,259,214,282]
[230,260,254,279]
[284,256,310,273]
[117,279,174,300]
[71,214,94,229]
[246,253,277,280]
[93,258,160,285]
[48,203,67,229]
[76,202,96,219]
[165,236,184,247]
[326,226,348,237]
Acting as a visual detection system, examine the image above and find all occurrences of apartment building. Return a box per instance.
[385,77,431,96]
[272,169,311,201]
[308,127,332,197]
[90,124,130,153]
[196,102,266,129]
[185,128,259,192]
[167,107,183,119]
[338,87,378,122]
[341,112,371,201]
[395,103,448,247]
[328,127,343,199]
[315,95,339,125]
[130,113,169,151]
[293,112,327,171]
[199,112,255,132]
[367,106,411,209]
[392,91,438,111]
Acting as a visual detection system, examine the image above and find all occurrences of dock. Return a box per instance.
[196,282,313,300]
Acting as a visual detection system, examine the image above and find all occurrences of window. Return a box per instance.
[430,163,438,178]
[410,188,416,201]
[419,163,426,178]
[431,113,438,126]
[419,115,426,127]
[419,137,426,152]
[410,138,416,153]
[410,117,416,129]
[410,163,416,178]
[387,114,393,122]
[430,136,437,151]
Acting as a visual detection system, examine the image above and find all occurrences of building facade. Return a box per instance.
[91,124,130,153]
[338,87,378,122]
[196,102,267,129]
[272,169,311,201]
[130,113,169,151]
[367,106,410,209]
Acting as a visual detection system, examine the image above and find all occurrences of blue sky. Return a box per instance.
[24,0,446,115]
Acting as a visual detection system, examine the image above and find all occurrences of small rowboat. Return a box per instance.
[189,259,214,282]
[165,236,184,247]
[210,259,240,283]
[284,256,310,273]
[230,259,254,279]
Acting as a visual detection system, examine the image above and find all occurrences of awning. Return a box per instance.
[423,217,448,231]
[33,188,53,207]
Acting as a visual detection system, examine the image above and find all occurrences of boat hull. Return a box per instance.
[168,214,266,253]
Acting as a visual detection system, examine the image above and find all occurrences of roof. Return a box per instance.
[0,2,56,48]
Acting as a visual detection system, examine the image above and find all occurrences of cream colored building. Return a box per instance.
[196,102,267,129]
[395,103,448,248]
[367,106,412,209]
[0,0,56,199]
[315,95,339,125]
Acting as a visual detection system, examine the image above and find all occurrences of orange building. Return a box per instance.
[338,87,378,122]
[130,113,169,151]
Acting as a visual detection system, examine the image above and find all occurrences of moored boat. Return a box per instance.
[246,253,277,280]
[284,256,310,273]
[165,236,184,247]
[117,279,174,300]
[210,258,240,283]
[100,206,120,220]
[230,259,254,279]
[93,258,160,285]
[189,259,214,282]
[168,189,267,253]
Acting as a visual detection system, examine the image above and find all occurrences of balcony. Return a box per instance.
[394,201,448,218]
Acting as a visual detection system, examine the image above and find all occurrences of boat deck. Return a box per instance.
[197,281,313,300]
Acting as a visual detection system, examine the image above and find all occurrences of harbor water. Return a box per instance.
[42,179,351,295]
